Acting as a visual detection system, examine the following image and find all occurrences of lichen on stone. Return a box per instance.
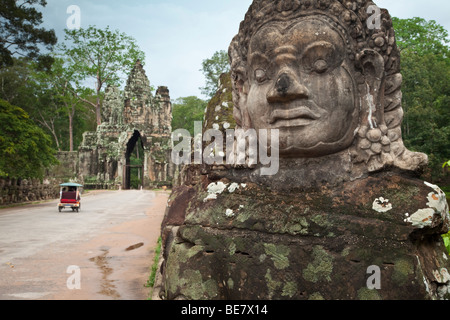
[357,287,382,300]
[303,246,334,283]
[392,258,415,286]
[263,243,290,270]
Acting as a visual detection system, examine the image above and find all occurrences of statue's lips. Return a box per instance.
[268,106,320,126]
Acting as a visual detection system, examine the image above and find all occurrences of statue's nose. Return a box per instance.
[267,72,309,103]
[276,73,291,95]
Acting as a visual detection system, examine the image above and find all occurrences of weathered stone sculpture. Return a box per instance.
[158,0,450,300]
[226,0,429,186]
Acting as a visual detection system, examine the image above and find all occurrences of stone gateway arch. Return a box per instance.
[78,61,175,189]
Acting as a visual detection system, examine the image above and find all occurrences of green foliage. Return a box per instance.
[443,233,450,255]
[443,187,450,255]
[199,50,230,99]
[0,0,57,70]
[58,25,146,125]
[0,99,58,179]
[393,17,450,180]
[60,25,145,87]
[172,96,207,136]
[392,17,449,56]
[0,58,97,152]
[146,237,162,292]
[31,57,91,151]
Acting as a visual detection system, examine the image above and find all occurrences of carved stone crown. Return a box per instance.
[231,0,399,80]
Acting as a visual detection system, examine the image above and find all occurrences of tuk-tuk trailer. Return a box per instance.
[58,183,83,212]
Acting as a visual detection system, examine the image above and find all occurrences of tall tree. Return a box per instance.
[0,0,57,70]
[199,50,230,99]
[32,58,89,151]
[58,25,145,125]
[393,17,450,179]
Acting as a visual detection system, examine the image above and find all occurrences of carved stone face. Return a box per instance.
[246,16,359,157]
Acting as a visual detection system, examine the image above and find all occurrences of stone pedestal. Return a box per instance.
[158,168,449,300]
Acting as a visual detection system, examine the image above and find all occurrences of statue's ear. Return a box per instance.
[357,49,386,129]
[231,68,252,130]
[358,49,385,83]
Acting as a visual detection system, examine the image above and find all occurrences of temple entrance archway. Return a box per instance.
[123,130,145,190]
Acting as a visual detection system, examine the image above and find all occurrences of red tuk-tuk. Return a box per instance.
[58,183,83,212]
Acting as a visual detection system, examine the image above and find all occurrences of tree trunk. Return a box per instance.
[96,97,101,125]
[96,74,102,125]
[52,127,61,152]
[68,103,76,152]
[69,114,73,152]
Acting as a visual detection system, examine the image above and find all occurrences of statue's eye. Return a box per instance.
[255,69,268,83]
[313,59,329,74]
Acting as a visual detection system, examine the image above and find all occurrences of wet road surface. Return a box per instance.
[0,189,168,300]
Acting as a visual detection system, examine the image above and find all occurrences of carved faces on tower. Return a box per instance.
[246,17,359,156]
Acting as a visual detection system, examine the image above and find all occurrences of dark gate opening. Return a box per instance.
[124,130,144,190]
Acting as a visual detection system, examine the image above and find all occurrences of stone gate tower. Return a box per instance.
[78,61,175,189]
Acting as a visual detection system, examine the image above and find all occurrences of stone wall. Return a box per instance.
[51,151,79,180]
[0,178,59,206]
[0,151,81,207]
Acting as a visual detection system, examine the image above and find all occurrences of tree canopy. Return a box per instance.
[199,50,230,99]
[172,96,207,136]
[0,0,57,70]
[393,17,450,179]
[393,17,449,56]
[58,25,146,125]
[0,99,57,179]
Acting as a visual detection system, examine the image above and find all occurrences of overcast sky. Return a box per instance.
[41,0,450,101]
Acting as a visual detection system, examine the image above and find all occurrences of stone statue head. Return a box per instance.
[229,0,427,173]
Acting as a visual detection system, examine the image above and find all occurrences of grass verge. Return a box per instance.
[146,237,162,299]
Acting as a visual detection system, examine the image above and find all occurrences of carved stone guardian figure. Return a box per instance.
[158,0,450,300]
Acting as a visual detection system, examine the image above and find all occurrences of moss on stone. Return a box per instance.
[181,269,218,300]
[311,214,333,228]
[227,278,234,290]
[282,281,298,298]
[303,245,334,283]
[265,269,281,299]
[203,72,236,133]
[357,287,382,300]
[308,292,325,300]
[392,258,415,286]
[341,247,351,257]
[228,242,237,256]
[264,243,290,270]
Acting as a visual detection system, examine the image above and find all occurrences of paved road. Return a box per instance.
[0,189,168,300]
